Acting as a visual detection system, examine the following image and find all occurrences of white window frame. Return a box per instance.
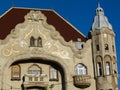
[50,67,58,81]
[75,64,87,75]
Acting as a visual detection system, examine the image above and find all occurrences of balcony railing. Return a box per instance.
[23,74,48,87]
[73,75,91,88]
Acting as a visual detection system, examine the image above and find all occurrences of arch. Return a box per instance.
[1,54,69,90]
[96,56,103,76]
[28,64,42,75]
[25,86,47,90]
[75,63,87,75]
[104,55,112,61]
[96,55,102,62]
[104,55,112,75]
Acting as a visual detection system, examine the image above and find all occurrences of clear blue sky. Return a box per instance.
[0,0,120,89]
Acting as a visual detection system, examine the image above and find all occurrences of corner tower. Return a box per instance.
[91,3,118,90]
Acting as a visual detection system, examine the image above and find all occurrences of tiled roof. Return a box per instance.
[0,7,87,42]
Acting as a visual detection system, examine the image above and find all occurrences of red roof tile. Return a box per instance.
[0,7,87,42]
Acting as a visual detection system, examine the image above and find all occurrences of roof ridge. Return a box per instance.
[0,7,87,41]
[0,7,53,19]
[12,6,53,11]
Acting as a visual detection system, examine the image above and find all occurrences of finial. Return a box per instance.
[98,2,100,8]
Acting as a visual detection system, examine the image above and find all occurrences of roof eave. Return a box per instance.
[52,10,87,39]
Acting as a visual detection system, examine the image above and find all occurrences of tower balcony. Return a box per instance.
[23,74,48,87]
[73,75,91,88]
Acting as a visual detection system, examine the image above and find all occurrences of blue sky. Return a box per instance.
[0,0,120,89]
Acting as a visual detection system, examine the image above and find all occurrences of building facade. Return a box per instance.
[0,4,118,90]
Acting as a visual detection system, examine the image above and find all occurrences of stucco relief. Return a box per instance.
[0,10,81,61]
[2,41,26,57]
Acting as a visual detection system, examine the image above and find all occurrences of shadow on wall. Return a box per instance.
[11,58,66,90]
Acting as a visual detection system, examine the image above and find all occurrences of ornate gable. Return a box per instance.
[0,10,79,61]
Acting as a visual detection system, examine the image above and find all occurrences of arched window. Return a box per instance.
[104,55,112,75]
[75,64,87,75]
[30,36,35,47]
[28,64,41,75]
[11,65,21,80]
[97,62,102,76]
[49,66,58,81]
[37,37,42,47]
[106,62,111,75]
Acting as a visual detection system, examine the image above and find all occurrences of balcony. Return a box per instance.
[23,74,48,87]
[73,75,91,88]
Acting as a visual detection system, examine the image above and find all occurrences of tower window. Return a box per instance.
[112,45,115,52]
[49,66,58,81]
[106,62,111,75]
[105,44,109,50]
[30,36,35,47]
[96,44,100,51]
[75,64,87,75]
[97,62,102,76]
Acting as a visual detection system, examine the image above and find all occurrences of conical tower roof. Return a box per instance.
[92,3,112,30]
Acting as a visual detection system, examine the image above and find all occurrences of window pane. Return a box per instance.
[106,62,110,75]
[75,64,87,75]
[28,65,41,75]
[50,67,58,80]
[97,62,102,76]
[11,65,21,80]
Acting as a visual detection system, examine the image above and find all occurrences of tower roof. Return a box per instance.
[92,3,112,30]
[0,7,87,42]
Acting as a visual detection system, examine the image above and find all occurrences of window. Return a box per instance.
[37,37,42,47]
[75,64,87,75]
[28,64,41,75]
[49,66,58,81]
[105,44,109,50]
[106,62,111,75]
[30,36,35,47]
[28,64,41,81]
[97,62,102,76]
[30,36,42,47]
[96,44,100,51]
[11,65,21,80]
[112,45,115,52]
